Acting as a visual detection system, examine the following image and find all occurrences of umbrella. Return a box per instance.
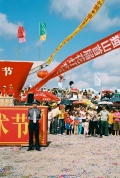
[98,101,113,105]
[60,99,72,105]
[20,91,61,102]
[92,100,100,104]
[73,100,83,105]
[114,92,120,96]
[70,87,78,93]
[101,97,109,101]
[82,99,92,105]
[34,91,61,102]
[102,89,114,93]
[109,96,120,103]
[69,98,78,101]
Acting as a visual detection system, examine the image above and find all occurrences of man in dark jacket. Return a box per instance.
[27,100,41,151]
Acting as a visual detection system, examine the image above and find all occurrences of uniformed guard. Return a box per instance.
[27,100,41,151]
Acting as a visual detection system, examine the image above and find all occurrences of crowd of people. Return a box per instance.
[47,102,120,138]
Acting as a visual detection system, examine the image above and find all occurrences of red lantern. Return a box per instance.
[37,70,49,79]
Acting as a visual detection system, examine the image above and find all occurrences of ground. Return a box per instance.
[0,134,120,178]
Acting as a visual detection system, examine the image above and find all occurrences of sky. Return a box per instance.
[0,0,120,92]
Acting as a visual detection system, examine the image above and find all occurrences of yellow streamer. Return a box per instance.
[46,0,105,65]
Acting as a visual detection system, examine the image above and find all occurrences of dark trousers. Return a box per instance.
[108,124,113,135]
[93,121,102,136]
[101,121,108,136]
[59,119,64,134]
[88,121,94,135]
[51,117,58,134]
[66,129,71,135]
[28,121,40,149]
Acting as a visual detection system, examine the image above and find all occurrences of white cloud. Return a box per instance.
[91,5,120,31]
[75,80,90,89]
[0,48,4,52]
[50,0,95,20]
[0,13,18,38]
[93,48,120,69]
[50,0,120,31]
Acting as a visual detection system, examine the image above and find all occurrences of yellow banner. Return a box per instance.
[46,0,105,64]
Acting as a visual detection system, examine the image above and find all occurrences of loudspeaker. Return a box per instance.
[27,93,34,104]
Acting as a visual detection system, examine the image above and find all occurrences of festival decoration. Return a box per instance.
[28,30,120,92]
[29,0,105,73]
[17,26,26,43]
[39,22,47,41]
[37,70,48,79]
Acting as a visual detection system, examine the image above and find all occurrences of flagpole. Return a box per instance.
[16,38,20,61]
[38,22,40,61]
[38,41,41,61]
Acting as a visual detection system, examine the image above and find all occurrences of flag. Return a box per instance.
[94,73,101,86]
[17,26,26,43]
[39,22,46,41]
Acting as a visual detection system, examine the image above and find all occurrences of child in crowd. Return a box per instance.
[74,113,79,135]
[64,112,73,135]
[78,113,83,135]
[82,119,89,136]
[70,112,75,134]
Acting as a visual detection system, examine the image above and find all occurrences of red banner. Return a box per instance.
[0,106,48,146]
[0,61,33,98]
[29,30,120,91]
[18,26,25,39]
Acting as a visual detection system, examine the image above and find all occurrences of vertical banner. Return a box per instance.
[0,106,48,146]
[94,73,101,86]
[17,26,26,43]
[39,22,47,41]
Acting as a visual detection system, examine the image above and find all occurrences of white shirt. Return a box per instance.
[33,110,36,123]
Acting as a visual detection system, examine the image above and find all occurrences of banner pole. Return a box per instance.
[16,38,20,61]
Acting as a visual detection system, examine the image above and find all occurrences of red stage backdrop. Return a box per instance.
[0,106,48,146]
[29,30,120,91]
[0,61,33,98]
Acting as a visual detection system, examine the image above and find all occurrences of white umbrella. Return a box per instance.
[98,101,113,105]
[69,98,78,101]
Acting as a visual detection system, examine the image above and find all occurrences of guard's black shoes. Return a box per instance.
[27,147,34,151]
[36,148,41,151]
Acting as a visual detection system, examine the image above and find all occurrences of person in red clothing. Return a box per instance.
[7,84,14,97]
[64,112,73,135]
[1,86,7,97]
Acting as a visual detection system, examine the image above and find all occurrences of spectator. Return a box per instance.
[108,109,114,135]
[7,84,14,97]
[1,86,7,97]
[82,119,89,136]
[58,104,65,135]
[99,106,109,136]
[113,108,120,136]
[51,103,59,135]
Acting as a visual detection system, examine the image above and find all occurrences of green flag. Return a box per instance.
[39,22,46,41]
